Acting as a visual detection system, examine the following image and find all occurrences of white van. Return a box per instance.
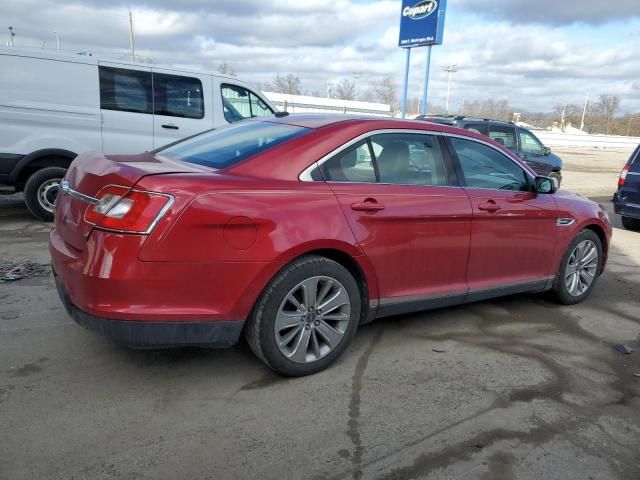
[0,48,276,220]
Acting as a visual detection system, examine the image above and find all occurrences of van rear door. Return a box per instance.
[151,69,212,149]
[98,63,154,154]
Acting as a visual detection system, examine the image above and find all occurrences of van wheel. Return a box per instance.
[550,172,562,188]
[24,167,67,222]
[245,255,361,377]
[622,216,640,231]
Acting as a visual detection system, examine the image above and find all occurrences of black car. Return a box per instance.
[613,144,640,231]
[416,115,563,184]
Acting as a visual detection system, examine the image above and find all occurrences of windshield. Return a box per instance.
[157,121,310,169]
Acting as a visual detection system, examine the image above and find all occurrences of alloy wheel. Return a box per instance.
[274,276,351,364]
[565,239,599,297]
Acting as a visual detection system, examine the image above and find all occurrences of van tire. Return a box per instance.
[24,167,67,222]
[622,216,640,231]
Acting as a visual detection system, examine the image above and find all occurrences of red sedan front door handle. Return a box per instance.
[351,199,385,212]
[478,200,501,212]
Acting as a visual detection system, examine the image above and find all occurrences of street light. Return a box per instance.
[444,64,458,115]
[353,72,362,101]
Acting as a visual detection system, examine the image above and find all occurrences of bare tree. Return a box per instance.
[369,75,397,107]
[252,81,271,92]
[335,79,356,101]
[217,62,236,76]
[461,99,512,121]
[594,94,620,135]
[271,74,302,95]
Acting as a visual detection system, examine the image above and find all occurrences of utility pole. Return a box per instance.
[580,95,589,131]
[8,26,15,47]
[53,31,60,52]
[444,64,458,115]
[129,10,136,62]
[353,72,362,101]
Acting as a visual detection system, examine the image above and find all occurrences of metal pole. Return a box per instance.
[420,45,432,116]
[353,72,362,101]
[129,10,136,62]
[54,31,60,52]
[444,64,457,115]
[628,117,634,137]
[580,95,589,131]
[400,48,411,119]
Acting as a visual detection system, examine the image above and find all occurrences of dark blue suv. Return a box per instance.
[613,144,640,231]
[417,116,563,184]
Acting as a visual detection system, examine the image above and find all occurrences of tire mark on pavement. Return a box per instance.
[348,326,384,480]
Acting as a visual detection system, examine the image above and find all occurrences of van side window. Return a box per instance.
[518,128,545,156]
[221,84,273,123]
[449,138,529,191]
[488,125,517,151]
[99,66,152,114]
[153,73,204,119]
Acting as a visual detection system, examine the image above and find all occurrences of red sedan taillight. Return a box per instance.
[619,165,629,187]
[85,185,173,234]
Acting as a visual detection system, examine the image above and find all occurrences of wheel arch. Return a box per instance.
[254,243,379,325]
[583,223,609,271]
[9,149,77,185]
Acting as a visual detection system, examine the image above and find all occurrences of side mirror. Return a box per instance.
[535,176,557,194]
[543,146,551,156]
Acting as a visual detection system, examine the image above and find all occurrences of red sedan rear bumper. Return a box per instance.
[50,227,281,347]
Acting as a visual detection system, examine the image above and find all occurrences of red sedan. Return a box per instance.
[50,114,612,376]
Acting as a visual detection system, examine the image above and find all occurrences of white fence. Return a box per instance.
[535,131,640,151]
[264,92,392,117]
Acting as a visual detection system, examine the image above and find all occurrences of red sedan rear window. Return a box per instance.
[157,120,309,169]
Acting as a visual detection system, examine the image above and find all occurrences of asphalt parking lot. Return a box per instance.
[1,149,639,480]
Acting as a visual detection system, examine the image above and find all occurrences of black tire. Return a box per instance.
[24,167,67,222]
[552,229,603,305]
[621,216,640,231]
[245,255,361,377]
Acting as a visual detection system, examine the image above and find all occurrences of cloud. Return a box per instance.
[455,0,640,25]
[2,0,640,113]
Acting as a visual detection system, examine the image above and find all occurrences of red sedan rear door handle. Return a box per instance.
[478,201,501,212]
[351,199,385,212]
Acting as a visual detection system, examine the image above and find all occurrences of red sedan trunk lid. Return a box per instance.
[55,151,203,250]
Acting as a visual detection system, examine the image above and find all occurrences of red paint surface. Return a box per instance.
[50,115,612,326]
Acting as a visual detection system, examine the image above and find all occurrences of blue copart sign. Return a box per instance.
[398,0,447,47]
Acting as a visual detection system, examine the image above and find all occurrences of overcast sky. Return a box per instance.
[3,0,640,113]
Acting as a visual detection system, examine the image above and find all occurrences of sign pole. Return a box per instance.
[420,45,432,116]
[400,47,411,119]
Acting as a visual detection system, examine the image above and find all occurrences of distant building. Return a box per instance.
[263,92,392,117]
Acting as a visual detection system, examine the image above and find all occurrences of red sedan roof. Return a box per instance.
[267,113,444,132]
